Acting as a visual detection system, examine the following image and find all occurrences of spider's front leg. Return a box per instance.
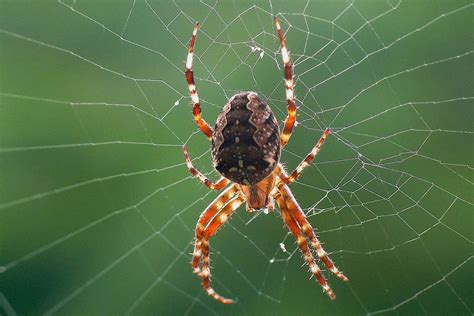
[275,190,336,300]
[192,185,238,273]
[199,193,244,304]
[279,182,348,282]
[192,184,243,304]
[183,145,230,190]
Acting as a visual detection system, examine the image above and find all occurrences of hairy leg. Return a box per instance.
[183,145,230,190]
[274,16,296,147]
[279,183,348,281]
[192,185,238,273]
[199,193,244,304]
[185,22,213,139]
[279,129,330,184]
[275,190,336,299]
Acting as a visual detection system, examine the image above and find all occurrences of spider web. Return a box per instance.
[0,0,472,315]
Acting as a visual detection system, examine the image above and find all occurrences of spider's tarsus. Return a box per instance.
[182,144,191,163]
[220,297,234,304]
[338,273,349,282]
[274,17,281,31]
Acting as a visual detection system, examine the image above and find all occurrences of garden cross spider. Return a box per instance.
[183,16,348,304]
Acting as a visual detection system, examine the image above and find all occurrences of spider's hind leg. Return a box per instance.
[274,16,296,147]
[185,22,214,140]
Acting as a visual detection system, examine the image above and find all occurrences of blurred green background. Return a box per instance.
[0,0,472,315]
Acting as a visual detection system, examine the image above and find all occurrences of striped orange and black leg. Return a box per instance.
[274,16,296,147]
[275,190,336,300]
[183,145,230,190]
[199,194,244,304]
[192,185,238,274]
[280,129,331,184]
[279,183,348,282]
[185,22,213,140]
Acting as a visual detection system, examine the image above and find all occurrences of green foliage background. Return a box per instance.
[0,0,472,315]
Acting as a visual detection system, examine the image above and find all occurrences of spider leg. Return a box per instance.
[185,22,213,140]
[274,16,296,147]
[279,182,348,282]
[192,184,238,273]
[280,129,331,184]
[199,193,244,304]
[275,189,336,300]
[183,145,230,190]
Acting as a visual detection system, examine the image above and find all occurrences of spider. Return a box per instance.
[183,16,348,304]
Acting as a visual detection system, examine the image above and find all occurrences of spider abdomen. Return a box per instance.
[211,92,281,185]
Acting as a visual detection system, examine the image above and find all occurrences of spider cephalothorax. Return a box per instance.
[182,16,348,305]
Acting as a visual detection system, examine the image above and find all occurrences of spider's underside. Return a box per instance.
[183,16,348,304]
